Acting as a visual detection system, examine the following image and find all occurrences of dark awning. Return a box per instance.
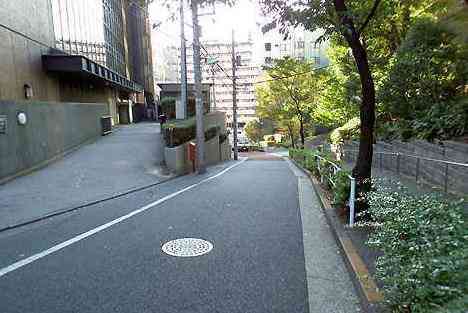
[42,54,143,93]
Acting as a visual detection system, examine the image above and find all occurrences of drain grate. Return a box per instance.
[161,238,213,257]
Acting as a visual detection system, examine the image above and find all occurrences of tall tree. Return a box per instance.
[259,0,388,193]
[256,57,321,147]
[244,120,264,144]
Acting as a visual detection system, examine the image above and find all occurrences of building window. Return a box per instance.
[314,56,321,65]
[297,40,305,49]
[280,43,287,52]
[264,42,271,51]
[264,57,272,64]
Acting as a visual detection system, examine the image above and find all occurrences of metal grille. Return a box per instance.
[51,0,127,76]
[161,238,213,257]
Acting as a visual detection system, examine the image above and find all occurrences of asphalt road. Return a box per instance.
[0,123,168,230]
[0,157,359,313]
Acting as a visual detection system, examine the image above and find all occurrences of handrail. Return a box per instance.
[309,153,356,226]
[344,149,468,167]
[314,154,353,179]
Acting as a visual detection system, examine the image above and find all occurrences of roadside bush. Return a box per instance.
[290,148,351,208]
[331,170,351,207]
[367,181,468,313]
[163,120,220,148]
[219,133,228,144]
[160,97,176,118]
[163,122,196,147]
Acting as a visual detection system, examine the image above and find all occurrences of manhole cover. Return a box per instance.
[161,238,213,257]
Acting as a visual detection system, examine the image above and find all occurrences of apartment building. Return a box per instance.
[262,28,329,68]
[183,39,261,140]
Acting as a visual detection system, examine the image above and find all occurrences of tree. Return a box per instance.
[259,0,396,196]
[244,120,264,144]
[256,57,321,147]
[379,17,468,141]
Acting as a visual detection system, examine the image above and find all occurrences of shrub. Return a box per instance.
[219,133,228,144]
[289,148,350,204]
[163,118,220,148]
[160,97,176,118]
[331,170,351,207]
[163,122,196,147]
[367,181,468,313]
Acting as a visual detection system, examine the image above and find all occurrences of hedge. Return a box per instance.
[163,119,222,148]
[289,148,351,208]
[367,182,468,313]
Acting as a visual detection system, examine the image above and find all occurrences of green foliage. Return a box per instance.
[379,17,468,141]
[244,120,264,143]
[219,133,228,144]
[163,117,220,147]
[329,117,361,144]
[331,170,351,207]
[160,97,176,107]
[256,57,322,146]
[367,181,468,312]
[289,148,351,207]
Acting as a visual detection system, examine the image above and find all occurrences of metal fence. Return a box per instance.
[312,154,357,226]
[343,150,468,195]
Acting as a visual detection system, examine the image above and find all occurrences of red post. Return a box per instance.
[189,142,196,172]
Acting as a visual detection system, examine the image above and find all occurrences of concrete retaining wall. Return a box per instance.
[0,100,108,181]
[164,135,232,175]
[342,140,468,195]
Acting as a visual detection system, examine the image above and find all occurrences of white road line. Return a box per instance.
[0,159,247,278]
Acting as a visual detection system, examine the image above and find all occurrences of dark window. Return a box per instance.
[264,42,271,51]
[265,57,272,64]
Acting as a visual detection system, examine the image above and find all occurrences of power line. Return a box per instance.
[252,64,330,85]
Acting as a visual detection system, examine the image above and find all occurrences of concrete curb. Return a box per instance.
[289,158,385,313]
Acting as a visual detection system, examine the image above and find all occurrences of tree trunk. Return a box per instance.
[347,36,375,185]
[299,117,305,149]
[333,0,376,214]
[288,125,296,149]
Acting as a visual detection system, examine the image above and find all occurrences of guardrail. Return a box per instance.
[343,149,468,194]
[312,154,357,226]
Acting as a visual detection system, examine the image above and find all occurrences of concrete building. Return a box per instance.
[0,0,155,181]
[183,39,261,142]
[262,28,329,68]
[49,0,155,123]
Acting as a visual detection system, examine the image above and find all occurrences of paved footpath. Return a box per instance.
[0,123,168,230]
[0,155,360,313]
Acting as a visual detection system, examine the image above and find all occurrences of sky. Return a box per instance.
[149,0,266,46]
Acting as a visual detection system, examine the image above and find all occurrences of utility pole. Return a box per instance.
[231,29,238,160]
[191,0,206,173]
[179,0,188,119]
[211,67,216,110]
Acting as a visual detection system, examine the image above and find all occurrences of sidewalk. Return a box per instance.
[0,122,170,230]
[287,158,362,313]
